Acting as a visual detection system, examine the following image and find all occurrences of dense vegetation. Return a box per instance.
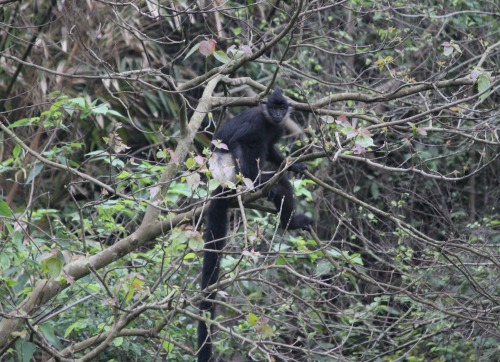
[0,1,498,361]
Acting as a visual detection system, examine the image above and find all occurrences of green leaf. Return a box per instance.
[39,323,63,349]
[125,285,135,302]
[208,178,221,192]
[186,173,201,190]
[355,136,375,148]
[7,118,33,128]
[344,252,364,265]
[156,149,167,159]
[477,74,491,103]
[13,144,21,158]
[0,199,11,217]
[261,324,274,337]
[162,340,174,353]
[41,255,64,278]
[116,170,131,179]
[85,150,109,158]
[12,231,24,249]
[189,237,204,252]
[185,157,196,169]
[25,163,44,183]
[340,125,356,136]
[15,339,36,362]
[248,312,258,326]
[327,249,342,258]
[92,103,109,114]
[1,278,16,287]
[316,260,333,275]
[106,109,126,119]
[183,43,200,61]
[213,50,231,64]
[64,320,87,338]
[68,97,87,109]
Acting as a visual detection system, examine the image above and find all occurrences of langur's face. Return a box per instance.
[262,86,290,124]
[267,102,290,123]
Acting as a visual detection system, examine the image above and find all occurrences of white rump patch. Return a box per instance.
[209,152,236,184]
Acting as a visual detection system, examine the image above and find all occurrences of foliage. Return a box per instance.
[0,0,498,361]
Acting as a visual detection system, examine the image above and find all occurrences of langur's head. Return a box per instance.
[262,86,290,124]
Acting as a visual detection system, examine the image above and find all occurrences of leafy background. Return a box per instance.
[0,1,499,361]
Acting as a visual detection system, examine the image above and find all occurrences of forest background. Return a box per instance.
[0,0,499,361]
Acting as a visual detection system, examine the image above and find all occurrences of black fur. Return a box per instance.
[198,189,227,362]
[198,86,313,362]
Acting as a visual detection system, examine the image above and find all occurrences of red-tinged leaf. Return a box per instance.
[451,43,462,53]
[255,316,270,332]
[358,127,371,137]
[186,172,201,190]
[149,186,160,199]
[417,128,427,136]
[243,177,254,190]
[240,45,252,54]
[335,114,349,126]
[168,149,179,164]
[470,69,480,81]
[199,39,216,57]
[212,140,229,150]
[346,131,358,140]
[194,155,205,165]
[443,46,453,56]
[242,249,261,263]
[353,144,366,154]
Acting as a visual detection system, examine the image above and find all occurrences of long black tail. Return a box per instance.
[198,187,228,362]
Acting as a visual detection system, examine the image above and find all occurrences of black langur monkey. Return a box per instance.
[198,86,313,362]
